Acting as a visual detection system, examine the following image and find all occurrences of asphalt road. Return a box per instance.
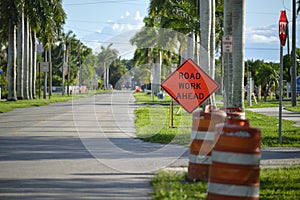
[0,90,299,199]
[0,90,187,199]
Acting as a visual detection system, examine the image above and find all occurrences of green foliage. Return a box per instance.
[245,59,280,101]
[151,166,300,200]
[109,58,129,89]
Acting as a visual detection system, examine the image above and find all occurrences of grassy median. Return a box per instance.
[0,90,109,113]
[134,92,300,147]
[151,166,300,200]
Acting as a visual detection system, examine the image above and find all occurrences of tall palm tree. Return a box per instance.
[232,0,245,110]
[96,44,118,90]
[210,0,216,106]
[223,0,233,107]
[199,0,217,106]
[200,0,211,75]
[2,0,19,101]
[1,0,66,100]
[19,0,65,98]
[23,17,30,99]
[17,10,24,99]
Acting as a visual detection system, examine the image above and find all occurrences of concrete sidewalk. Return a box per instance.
[247,107,300,127]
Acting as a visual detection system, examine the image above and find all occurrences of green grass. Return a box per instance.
[0,90,109,113]
[285,105,300,112]
[246,101,300,109]
[134,105,191,145]
[151,166,300,200]
[245,110,300,147]
[134,91,171,105]
[134,92,300,147]
[260,166,300,199]
[151,171,207,200]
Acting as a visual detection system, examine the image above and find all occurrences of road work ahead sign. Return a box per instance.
[161,58,219,113]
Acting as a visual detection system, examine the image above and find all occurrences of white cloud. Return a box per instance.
[248,34,277,43]
[245,24,277,44]
[134,11,143,22]
[112,23,119,31]
[108,11,144,33]
[82,10,145,52]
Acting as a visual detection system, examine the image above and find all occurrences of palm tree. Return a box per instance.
[232,0,245,110]
[199,0,217,106]
[223,0,233,108]
[96,44,118,90]
[1,0,66,100]
[22,0,66,98]
[17,11,24,99]
[23,17,30,99]
[2,0,19,101]
[200,0,211,75]
[133,0,198,94]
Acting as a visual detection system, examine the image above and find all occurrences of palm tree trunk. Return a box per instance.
[7,19,17,101]
[187,32,194,60]
[199,0,211,75]
[210,0,216,106]
[223,0,233,107]
[232,0,245,110]
[32,32,37,99]
[28,27,33,99]
[49,47,52,97]
[23,17,29,99]
[17,13,24,99]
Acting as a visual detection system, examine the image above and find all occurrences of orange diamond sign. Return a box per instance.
[161,58,219,113]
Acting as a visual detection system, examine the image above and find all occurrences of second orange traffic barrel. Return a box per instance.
[188,105,226,181]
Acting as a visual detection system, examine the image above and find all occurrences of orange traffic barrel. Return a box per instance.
[221,107,245,119]
[188,105,226,181]
[206,118,261,200]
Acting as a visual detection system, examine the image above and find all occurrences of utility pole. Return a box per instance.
[291,0,297,106]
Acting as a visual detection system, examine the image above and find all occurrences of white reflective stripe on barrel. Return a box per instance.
[212,150,261,165]
[207,182,259,198]
[191,130,216,141]
[189,154,211,164]
[193,116,205,120]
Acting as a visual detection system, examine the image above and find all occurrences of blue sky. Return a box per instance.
[63,0,299,62]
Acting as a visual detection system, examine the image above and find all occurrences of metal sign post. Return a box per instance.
[278,10,288,144]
